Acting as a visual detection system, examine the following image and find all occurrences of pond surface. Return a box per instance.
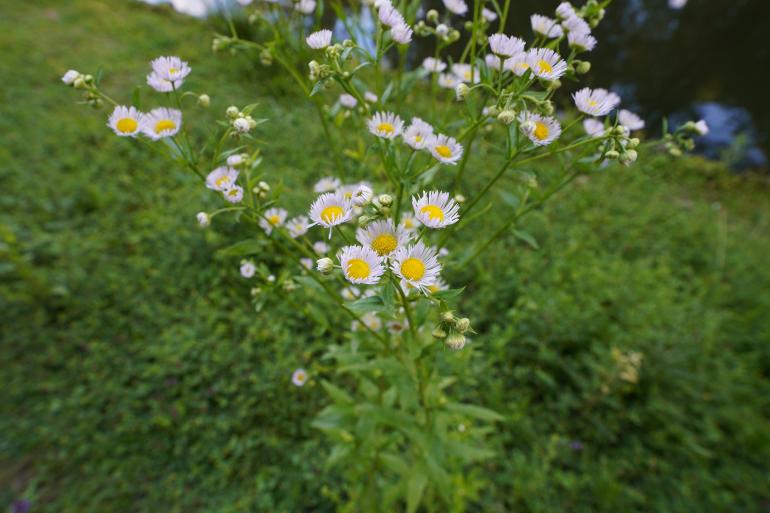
[140,0,769,169]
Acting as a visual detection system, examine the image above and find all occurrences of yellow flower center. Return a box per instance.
[377,122,395,135]
[414,135,423,142]
[169,67,179,74]
[587,99,598,107]
[428,284,440,293]
[420,205,444,221]
[343,192,353,199]
[435,145,452,158]
[321,205,344,224]
[533,121,549,141]
[154,119,177,134]
[403,218,415,229]
[116,117,138,133]
[463,71,472,80]
[537,59,553,73]
[371,233,397,256]
[268,215,281,225]
[227,189,239,197]
[400,257,425,281]
[295,371,306,382]
[347,258,371,280]
[215,176,231,188]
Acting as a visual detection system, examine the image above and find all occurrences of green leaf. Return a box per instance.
[347,295,386,314]
[321,380,353,405]
[217,239,265,257]
[431,287,465,301]
[445,402,505,422]
[499,190,520,209]
[406,466,428,513]
[513,229,539,250]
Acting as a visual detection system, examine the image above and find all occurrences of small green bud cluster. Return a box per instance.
[662,120,707,157]
[433,310,474,350]
[418,11,460,43]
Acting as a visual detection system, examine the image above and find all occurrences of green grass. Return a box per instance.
[1,0,770,511]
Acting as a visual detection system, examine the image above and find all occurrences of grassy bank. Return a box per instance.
[1,0,769,511]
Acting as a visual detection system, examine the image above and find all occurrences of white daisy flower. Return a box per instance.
[485,54,502,70]
[107,106,143,137]
[313,241,330,255]
[341,286,361,301]
[562,15,591,36]
[400,213,421,232]
[531,14,563,38]
[240,260,256,278]
[224,185,244,203]
[526,48,567,81]
[694,119,709,135]
[364,91,379,103]
[618,109,645,131]
[356,219,411,257]
[391,242,442,292]
[291,368,309,386]
[422,57,447,73]
[206,166,239,191]
[314,176,341,193]
[412,190,460,228]
[427,276,449,294]
[295,0,316,14]
[378,4,405,27]
[339,93,358,109]
[368,111,404,140]
[573,87,620,117]
[568,31,597,52]
[61,69,80,85]
[258,208,287,234]
[140,107,182,140]
[309,192,354,236]
[338,245,386,285]
[451,63,480,84]
[438,72,460,89]
[390,23,413,44]
[403,118,434,149]
[482,7,497,21]
[146,72,176,93]
[504,52,531,76]
[300,258,314,270]
[386,318,409,335]
[351,312,383,332]
[306,29,332,49]
[555,2,576,19]
[149,56,191,87]
[443,0,468,16]
[583,118,607,138]
[352,184,373,206]
[488,34,525,57]
[519,111,562,146]
[426,134,463,165]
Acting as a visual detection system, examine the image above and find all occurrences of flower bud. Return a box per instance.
[226,106,240,119]
[233,117,251,133]
[83,74,94,84]
[73,77,86,89]
[196,212,210,227]
[627,137,640,149]
[197,94,211,108]
[61,69,80,85]
[259,48,273,66]
[258,181,270,191]
[486,105,500,117]
[378,194,393,207]
[694,119,709,136]
[316,257,334,274]
[454,194,466,203]
[605,150,620,160]
[445,333,466,350]
[575,60,591,74]
[358,215,371,226]
[455,317,471,333]
[441,310,455,323]
[448,30,461,42]
[669,146,683,157]
[497,109,516,125]
[226,154,244,167]
[436,23,449,37]
[541,101,555,115]
[432,327,447,339]
[343,39,355,48]
[547,79,562,90]
[455,83,469,101]
[426,9,439,22]
[625,149,638,162]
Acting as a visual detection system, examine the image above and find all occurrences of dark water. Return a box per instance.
[502,0,768,169]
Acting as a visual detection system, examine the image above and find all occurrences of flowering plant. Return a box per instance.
[62,0,706,508]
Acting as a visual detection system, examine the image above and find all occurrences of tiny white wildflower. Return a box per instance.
[314,176,341,193]
[224,185,244,204]
[568,31,597,52]
[206,166,239,191]
[488,34,525,57]
[61,69,80,85]
[260,208,288,235]
[412,190,460,228]
[368,111,404,139]
[140,107,182,140]
[531,14,563,38]
[618,109,645,131]
[339,93,358,109]
[107,106,143,137]
[378,5,405,27]
[504,52,531,76]
[306,29,332,49]
[519,111,562,146]
[356,219,411,257]
[292,368,309,386]
[583,118,607,138]
[482,7,497,21]
[240,260,256,278]
[438,72,460,89]
[352,184,373,206]
[573,87,620,117]
[391,242,442,292]
[422,57,447,73]
[338,245,386,285]
[309,192,355,236]
[427,134,463,165]
[526,48,567,81]
[391,23,413,44]
[295,0,316,14]
[694,119,709,135]
[442,0,468,16]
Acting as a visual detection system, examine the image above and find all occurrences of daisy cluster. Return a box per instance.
[367,113,464,166]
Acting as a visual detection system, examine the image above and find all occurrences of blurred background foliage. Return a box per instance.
[1,0,769,511]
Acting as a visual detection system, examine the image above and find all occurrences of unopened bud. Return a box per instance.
[226,106,239,119]
[541,101,555,115]
[426,9,439,22]
[378,194,393,207]
[196,212,210,227]
[432,327,448,339]
[575,60,591,74]
[455,317,471,333]
[316,257,334,274]
[436,23,449,37]
[445,333,466,350]
[605,150,620,160]
[624,149,638,163]
[441,311,455,323]
[454,194,466,203]
[198,94,210,108]
[497,109,516,125]
[258,181,270,191]
[73,77,86,89]
[627,137,640,149]
[358,215,371,226]
[547,79,562,90]
[455,83,469,101]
